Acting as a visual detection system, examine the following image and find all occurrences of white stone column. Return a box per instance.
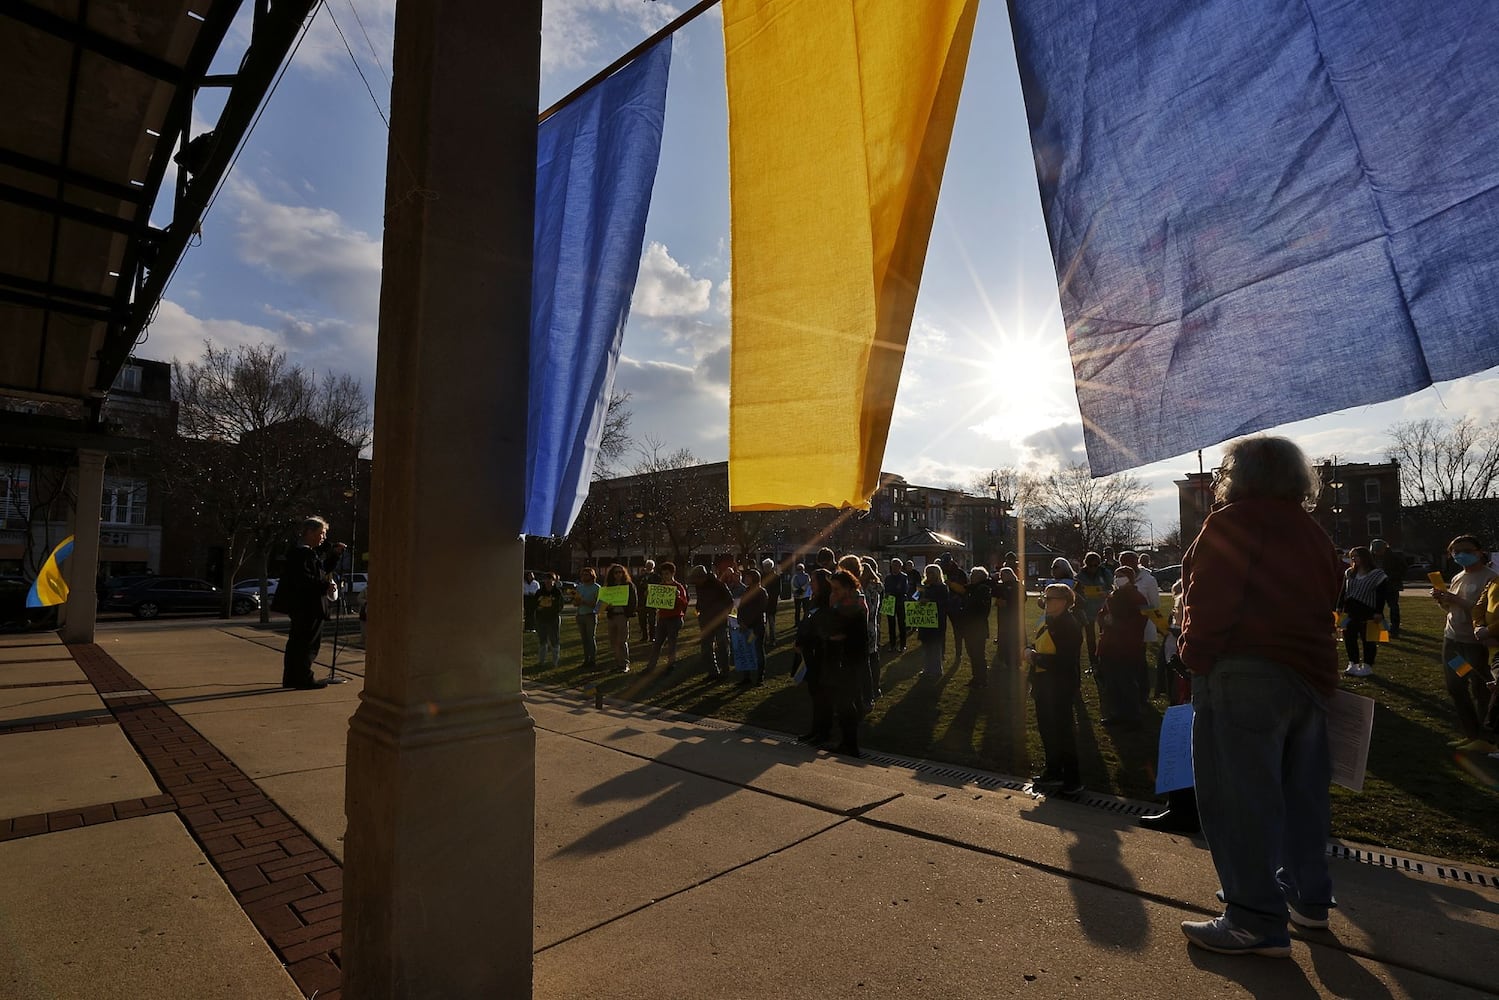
[341,1,540,996]
[59,448,106,644]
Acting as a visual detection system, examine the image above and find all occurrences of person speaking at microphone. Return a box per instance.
[272,516,346,690]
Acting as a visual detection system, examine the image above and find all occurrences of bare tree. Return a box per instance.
[593,390,634,480]
[626,436,714,566]
[1021,463,1149,557]
[1387,417,1499,505]
[160,342,371,617]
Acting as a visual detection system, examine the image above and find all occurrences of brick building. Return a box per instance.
[1177,458,1402,551]
[524,463,1015,575]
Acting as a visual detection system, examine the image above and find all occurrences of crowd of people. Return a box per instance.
[510,435,1499,961]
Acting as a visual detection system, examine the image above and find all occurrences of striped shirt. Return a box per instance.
[1342,569,1386,611]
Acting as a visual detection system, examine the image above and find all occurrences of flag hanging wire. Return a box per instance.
[538,0,720,125]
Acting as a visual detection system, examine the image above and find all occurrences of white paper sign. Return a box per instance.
[1327,689,1376,792]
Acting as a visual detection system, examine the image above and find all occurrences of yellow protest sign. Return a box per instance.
[904,601,939,629]
[646,584,678,610]
[598,585,630,606]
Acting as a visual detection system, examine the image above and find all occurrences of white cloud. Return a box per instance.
[542,0,681,74]
[631,241,712,318]
[227,178,383,324]
[612,353,728,457]
[140,300,278,363]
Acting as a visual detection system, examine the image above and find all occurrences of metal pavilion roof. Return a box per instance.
[0,0,314,442]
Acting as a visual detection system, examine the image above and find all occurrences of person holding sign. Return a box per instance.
[1338,546,1387,678]
[645,562,690,674]
[1431,535,1498,752]
[598,564,637,675]
[1027,583,1084,796]
[884,558,911,650]
[1177,437,1343,958]
[912,564,950,679]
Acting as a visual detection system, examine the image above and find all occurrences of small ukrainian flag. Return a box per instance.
[26,535,75,608]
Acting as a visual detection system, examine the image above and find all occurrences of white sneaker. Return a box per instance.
[1344,663,1372,677]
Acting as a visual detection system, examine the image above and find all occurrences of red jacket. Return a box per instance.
[1180,497,1343,695]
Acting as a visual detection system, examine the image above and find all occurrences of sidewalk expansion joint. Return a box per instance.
[533,816,854,956]
[64,642,345,1000]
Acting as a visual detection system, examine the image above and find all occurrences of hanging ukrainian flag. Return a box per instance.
[26,535,74,608]
[724,0,980,510]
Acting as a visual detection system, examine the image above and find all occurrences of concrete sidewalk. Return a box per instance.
[2,623,1496,998]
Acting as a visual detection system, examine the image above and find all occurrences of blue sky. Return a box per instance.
[142,0,1499,538]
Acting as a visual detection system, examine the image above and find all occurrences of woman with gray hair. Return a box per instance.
[1177,436,1344,957]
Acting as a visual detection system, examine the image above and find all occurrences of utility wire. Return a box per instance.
[323,0,390,128]
[344,0,392,92]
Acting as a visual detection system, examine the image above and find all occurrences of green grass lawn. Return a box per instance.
[524,592,1499,868]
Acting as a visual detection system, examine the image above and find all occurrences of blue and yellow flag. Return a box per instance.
[26,535,74,608]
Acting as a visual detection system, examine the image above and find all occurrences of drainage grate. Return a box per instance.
[531,683,1499,891]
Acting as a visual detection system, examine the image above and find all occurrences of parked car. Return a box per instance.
[234,578,279,598]
[1149,564,1183,591]
[100,577,258,619]
[0,576,58,631]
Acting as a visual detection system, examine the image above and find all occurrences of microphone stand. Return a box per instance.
[325,549,349,685]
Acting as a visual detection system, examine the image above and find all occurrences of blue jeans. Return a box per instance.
[575,614,598,666]
[1191,656,1333,937]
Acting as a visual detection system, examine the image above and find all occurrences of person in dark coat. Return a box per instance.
[960,566,994,688]
[760,558,783,646]
[1028,582,1085,795]
[818,570,869,756]
[737,567,770,685]
[272,516,344,690]
[794,570,833,742]
[689,565,734,679]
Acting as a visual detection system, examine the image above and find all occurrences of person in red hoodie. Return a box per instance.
[645,562,690,675]
[1178,436,1344,959]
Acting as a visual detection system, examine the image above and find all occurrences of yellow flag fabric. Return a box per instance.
[26,534,74,608]
[724,0,979,510]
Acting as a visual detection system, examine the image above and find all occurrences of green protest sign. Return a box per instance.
[598,585,631,606]
[904,601,939,629]
[879,594,896,616]
[646,583,678,610]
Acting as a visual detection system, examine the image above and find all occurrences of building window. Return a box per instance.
[101,477,147,526]
[1367,513,1383,539]
[112,365,142,393]
[0,463,30,527]
[1364,479,1380,504]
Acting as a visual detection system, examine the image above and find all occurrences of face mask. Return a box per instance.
[1113,577,1130,588]
[1453,552,1480,568]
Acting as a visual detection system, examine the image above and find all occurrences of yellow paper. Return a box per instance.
[1364,621,1389,643]
[1429,571,1448,591]
[1034,627,1057,656]
[724,0,980,509]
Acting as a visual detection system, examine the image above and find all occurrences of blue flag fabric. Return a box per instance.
[523,39,671,537]
[1008,1,1499,475]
